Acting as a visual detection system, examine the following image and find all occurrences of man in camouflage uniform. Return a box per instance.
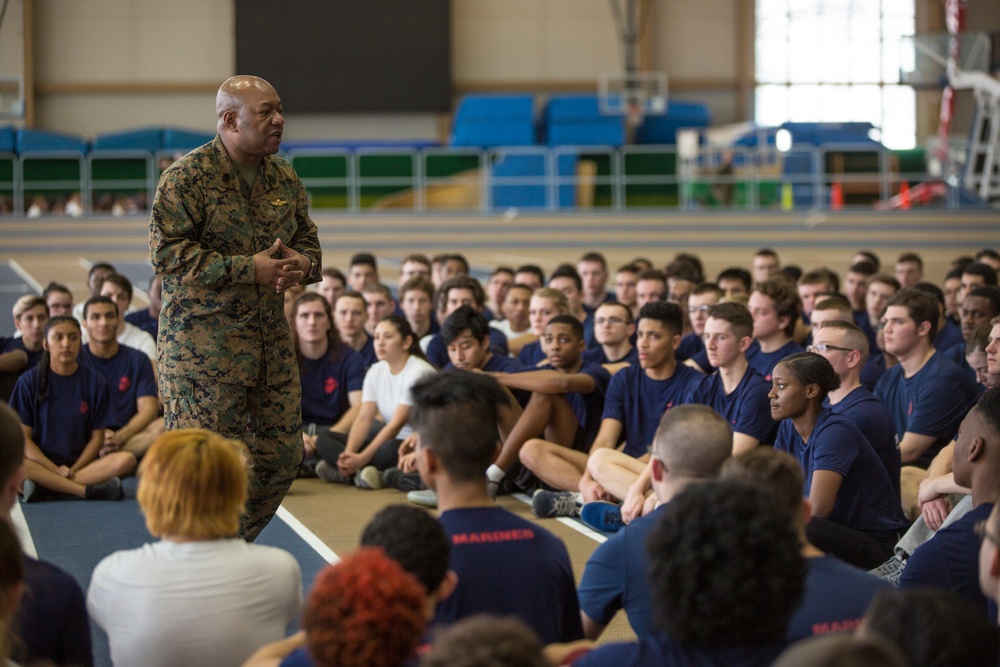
[150,75,321,541]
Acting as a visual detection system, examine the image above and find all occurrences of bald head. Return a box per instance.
[651,404,732,478]
[216,75,276,118]
[215,75,284,166]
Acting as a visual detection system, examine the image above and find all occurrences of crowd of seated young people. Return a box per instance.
[7,245,1000,666]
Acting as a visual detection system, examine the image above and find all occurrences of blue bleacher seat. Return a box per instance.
[451,95,536,148]
[162,127,216,151]
[635,101,711,145]
[0,126,13,153]
[542,95,625,147]
[490,151,576,210]
[15,129,88,154]
[92,128,163,153]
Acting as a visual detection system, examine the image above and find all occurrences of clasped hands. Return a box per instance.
[254,238,309,293]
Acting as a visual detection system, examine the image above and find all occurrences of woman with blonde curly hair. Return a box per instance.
[87,429,302,667]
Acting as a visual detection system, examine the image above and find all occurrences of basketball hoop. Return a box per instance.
[627,101,644,127]
[598,71,668,120]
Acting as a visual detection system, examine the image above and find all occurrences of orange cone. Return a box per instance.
[830,182,844,210]
[899,181,911,210]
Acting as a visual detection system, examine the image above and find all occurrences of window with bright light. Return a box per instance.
[755,0,916,149]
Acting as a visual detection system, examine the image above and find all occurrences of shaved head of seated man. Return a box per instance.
[521,302,703,516]
[809,320,900,500]
[576,404,732,640]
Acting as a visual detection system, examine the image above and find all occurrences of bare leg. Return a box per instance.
[122,418,165,460]
[496,399,523,445]
[900,465,927,522]
[587,448,646,500]
[74,452,137,485]
[496,393,575,472]
[519,438,589,491]
[23,459,85,498]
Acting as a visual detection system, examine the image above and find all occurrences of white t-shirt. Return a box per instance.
[118,322,157,362]
[79,321,156,362]
[490,319,531,340]
[361,355,437,440]
[87,539,302,667]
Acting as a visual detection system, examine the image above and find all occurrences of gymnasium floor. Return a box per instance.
[3,207,999,664]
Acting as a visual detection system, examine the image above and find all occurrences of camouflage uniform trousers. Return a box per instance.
[160,369,302,542]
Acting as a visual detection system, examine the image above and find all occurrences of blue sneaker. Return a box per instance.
[580,501,625,533]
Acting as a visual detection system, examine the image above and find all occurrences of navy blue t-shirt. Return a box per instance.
[16,556,93,667]
[79,344,157,430]
[427,328,508,369]
[859,353,884,391]
[602,363,702,458]
[534,362,611,447]
[3,337,43,370]
[687,366,777,445]
[944,340,976,382]
[935,317,964,353]
[899,501,993,616]
[518,340,546,367]
[578,504,666,637]
[435,506,584,644]
[445,352,523,374]
[745,339,805,381]
[786,555,892,641]
[775,409,908,538]
[357,336,378,368]
[826,386,900,498]
[874,351,980,468]
[298,344,366,426]
[675,332,704,363]
[574,633,784,667]
[9,365,109,466]
[854,310,878,353]
[124,309,158,341]
[582,345,638,366]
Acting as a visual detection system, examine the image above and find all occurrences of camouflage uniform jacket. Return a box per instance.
[150,136,321,387]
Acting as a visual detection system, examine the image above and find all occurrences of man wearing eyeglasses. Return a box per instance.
[810,320,899,499]
[675,284,722,372]
[582,302,637,370]
[900,388,999,618]
[810,297,884,391]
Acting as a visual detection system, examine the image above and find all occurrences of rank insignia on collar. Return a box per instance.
[270,198,287,206]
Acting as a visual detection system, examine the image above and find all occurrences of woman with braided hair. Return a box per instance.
[9,315,134,501]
